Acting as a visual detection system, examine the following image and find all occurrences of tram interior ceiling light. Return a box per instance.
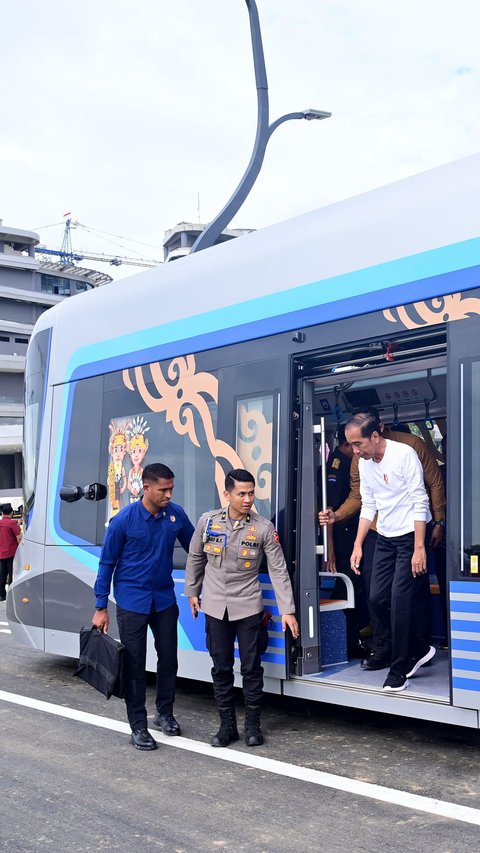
[330,364,367,374]
[60,483,107,503]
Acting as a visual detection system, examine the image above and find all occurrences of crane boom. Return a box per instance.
[35,246,161,268]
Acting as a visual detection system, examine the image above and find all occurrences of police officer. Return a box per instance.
[186,468,299,748]
[323,425,370,658]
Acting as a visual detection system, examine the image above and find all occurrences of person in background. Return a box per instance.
[322,424,370,658]
[186,469,299,748]
[0,504,22,601]
[92,462,194,752]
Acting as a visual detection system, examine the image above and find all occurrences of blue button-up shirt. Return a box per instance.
[94,499,194,613]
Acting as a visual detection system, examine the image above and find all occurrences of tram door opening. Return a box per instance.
[294,336,448,689]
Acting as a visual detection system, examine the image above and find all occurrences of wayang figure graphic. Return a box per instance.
[107,420,129,517]
[127,416,150,503]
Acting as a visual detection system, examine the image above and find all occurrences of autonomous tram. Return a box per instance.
[8,152,480,729]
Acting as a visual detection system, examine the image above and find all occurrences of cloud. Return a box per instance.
[1,0,479,279]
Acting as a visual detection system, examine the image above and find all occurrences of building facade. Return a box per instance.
[0,221,111,507]
[163,222,254,262]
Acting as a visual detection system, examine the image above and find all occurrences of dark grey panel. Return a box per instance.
[7,570,118,636]
[7,572,43,626]
[44,569,118,635]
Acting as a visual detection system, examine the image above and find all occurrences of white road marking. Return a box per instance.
[0,629,11,634]
[0,688,479,827]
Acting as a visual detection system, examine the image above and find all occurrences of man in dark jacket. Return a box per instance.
[323,426,369,658]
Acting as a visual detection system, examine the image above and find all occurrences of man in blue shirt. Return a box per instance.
[92,462,194,751]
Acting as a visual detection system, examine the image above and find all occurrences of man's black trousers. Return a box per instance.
[0,556,13,598]
[205,610,268,707]
[116,601,178,731]
[370,532,430,678]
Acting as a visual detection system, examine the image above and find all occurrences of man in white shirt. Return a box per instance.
[346,412,436,692]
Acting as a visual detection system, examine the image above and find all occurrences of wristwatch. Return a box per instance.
[95,606,107,611]
[433,520,446,527]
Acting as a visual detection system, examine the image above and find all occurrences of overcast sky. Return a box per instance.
[2,0,479,279]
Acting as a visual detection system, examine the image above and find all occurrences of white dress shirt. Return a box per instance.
[359,439,432,537]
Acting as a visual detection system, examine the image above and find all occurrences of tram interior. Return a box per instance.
[309,361,449,701]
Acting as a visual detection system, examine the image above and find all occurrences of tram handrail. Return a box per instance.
[318,571,355,611]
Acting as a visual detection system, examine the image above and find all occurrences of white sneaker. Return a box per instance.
[406,645,436,678]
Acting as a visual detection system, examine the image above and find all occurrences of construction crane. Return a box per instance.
[35,218,163,268]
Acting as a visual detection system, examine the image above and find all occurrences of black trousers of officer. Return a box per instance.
[116,601,178,731]
[205,610,267,707]
[369,532,430,678]
[0,556,13,598]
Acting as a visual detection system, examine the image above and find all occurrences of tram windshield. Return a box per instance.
[24,328,51,525]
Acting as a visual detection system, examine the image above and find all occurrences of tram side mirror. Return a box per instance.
[84,483,108,502]
[59,483,107,503]
[59,485,84,503]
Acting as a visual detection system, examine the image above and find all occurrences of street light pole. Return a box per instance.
[190,0,331,255]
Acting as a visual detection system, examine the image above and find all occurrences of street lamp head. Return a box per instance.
[302,109,332,121]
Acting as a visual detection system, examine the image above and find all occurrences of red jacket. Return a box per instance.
[0,517,20,559]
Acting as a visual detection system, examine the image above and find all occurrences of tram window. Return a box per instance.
[236,393,276,520]
[58,359,219,547]
[101,394,217,534]
[58,375,104,545]
[24,328,51,523]
[407,420,445,454]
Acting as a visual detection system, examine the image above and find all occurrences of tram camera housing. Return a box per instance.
[60,483,108,503]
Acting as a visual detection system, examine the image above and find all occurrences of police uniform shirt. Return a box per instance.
[326,447,359,553]
[326,447,354,512]
[185,508,295,621]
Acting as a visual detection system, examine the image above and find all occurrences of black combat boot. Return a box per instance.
[210,706,239,747]
[245,704,264,747]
